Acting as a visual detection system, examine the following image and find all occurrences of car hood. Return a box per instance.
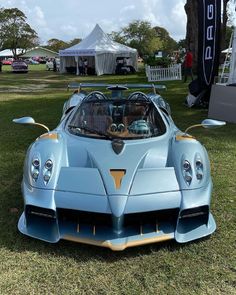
[55,133,179,196]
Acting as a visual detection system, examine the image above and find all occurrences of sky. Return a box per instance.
[1,0,187,44]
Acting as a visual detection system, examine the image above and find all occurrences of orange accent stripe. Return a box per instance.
[38,133,58,140]
[175,135,195,141]
[63,234,173,251]
[110,169,126,189]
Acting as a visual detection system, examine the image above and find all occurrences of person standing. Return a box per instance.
[84,58,88,75]
[53,58,57,72]
[78,58,84,75]
[183,49,194,82]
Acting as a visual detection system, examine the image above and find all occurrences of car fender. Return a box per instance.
[24,132,68,190]
[170,136,211,190]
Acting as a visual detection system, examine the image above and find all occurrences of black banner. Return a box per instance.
[198,0,221,87]
[188,0,221,107]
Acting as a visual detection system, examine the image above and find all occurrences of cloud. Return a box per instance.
[170,0,187,40]
[120,5,136,14]
[0,0,187,42]
[60,25,78,38]
[33,6,47,27]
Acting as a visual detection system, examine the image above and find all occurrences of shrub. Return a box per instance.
[144,56,172,67]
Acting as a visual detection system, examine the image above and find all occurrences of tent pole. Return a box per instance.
[76,59,79,76]
[74,56,79,76]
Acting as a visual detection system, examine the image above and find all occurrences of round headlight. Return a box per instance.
[185,174,192,183]
[196,173,203,180]
[196,160,203,169]
[32,169,39,180]
[183,160,191,171]
[32,159,40,168]
[45,160,53,170]
[43,170,51,182]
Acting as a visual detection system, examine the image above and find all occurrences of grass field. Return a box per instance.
[0,68,235,295]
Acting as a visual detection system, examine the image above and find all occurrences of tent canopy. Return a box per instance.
[0,48,25,57]
[59,24,137,75]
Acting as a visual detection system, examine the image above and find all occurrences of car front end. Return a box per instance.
[17,90,217,250]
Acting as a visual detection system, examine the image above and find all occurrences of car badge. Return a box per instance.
[111,139,124,154]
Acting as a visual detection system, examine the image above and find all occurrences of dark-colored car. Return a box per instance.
[11,60,28,73]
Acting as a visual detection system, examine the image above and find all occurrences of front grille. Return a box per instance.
[58,209,112,227]
[125,209,179,226]
[57,208,179,233]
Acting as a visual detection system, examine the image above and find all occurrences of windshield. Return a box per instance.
[68,99,166,140]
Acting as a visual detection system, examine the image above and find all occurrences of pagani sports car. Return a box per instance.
[13,83,225,251]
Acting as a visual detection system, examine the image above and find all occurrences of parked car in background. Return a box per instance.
[46,58,60,71]
[2,58,14,65]
[32,56,47,64]
[25,58,40,65]
[11,60,28,73]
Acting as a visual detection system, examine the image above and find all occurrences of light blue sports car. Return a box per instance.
[13,83,225,251]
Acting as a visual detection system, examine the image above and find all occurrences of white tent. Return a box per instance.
[59,24,138,76]
[228,27,236,84]
[0,48,25,57]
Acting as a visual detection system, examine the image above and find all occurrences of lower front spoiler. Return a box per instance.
[18,211,216,251]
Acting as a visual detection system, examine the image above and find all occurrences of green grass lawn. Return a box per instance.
[0,69,235,295]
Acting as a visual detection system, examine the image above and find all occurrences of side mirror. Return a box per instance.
[185,119,225,134]
[13,116,49,132]
[201,119,226,129]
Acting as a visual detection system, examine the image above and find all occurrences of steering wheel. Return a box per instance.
[86,91,107,100]
[127,91,149,101]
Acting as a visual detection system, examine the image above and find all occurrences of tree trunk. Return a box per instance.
[184,0,198,70]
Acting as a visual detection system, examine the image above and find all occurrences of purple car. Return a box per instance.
[12,60,28,73]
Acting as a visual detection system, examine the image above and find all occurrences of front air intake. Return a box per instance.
[26,205,56,219]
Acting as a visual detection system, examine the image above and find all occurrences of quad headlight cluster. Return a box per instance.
[31,158,53,185]
[182,155,204,185]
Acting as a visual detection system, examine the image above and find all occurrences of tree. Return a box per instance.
[178,39,187,49]
[110,21,178,57]
[0,8,39,58]
[45,38,69,52]
[109,31,127,45]
[112,20,162,57]
[69,38,82,47]
[153,26,178,53]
